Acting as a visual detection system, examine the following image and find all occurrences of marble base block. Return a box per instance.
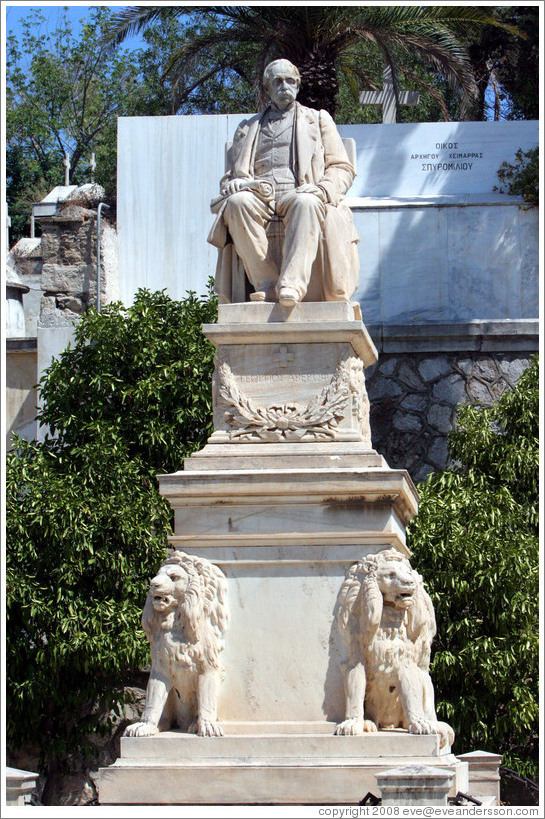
[5,767,38,806]
[98,730,468,805]
[158,465,417,724]
[377,764,455,806]
[203,302,378,451]
[457,750,502,805]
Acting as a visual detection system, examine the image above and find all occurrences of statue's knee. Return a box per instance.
[224,190,255,218]
[290,193,324,219]
[296,192,320,208]
[227,190,254,208]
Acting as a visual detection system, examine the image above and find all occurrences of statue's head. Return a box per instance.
[263,59,301,110]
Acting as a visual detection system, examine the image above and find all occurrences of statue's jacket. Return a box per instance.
[209,102,360,303]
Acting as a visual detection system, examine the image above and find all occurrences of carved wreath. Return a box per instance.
[217,357,356,442]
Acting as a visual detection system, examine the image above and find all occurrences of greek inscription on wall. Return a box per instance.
[410,142,485,174]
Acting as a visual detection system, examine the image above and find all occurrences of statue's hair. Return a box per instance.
[336,548,435,654]
[263,59,301,92]
[141,551,230,671]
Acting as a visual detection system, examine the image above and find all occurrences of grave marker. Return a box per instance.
[359,65,420,123]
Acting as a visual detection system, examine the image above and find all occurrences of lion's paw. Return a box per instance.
[123,721,160,737]
[335,718,363,735]
[198,719,223,737]
[434,721,455,749]
[335,718,377,736]
[408,718,433,735]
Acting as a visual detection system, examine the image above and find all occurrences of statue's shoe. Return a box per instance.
[277,286,299,307]
[249,280,277,302]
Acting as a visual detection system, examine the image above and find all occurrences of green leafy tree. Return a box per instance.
[407,357,539,780]
[6,7,255,243]
[495,147,539,207]
[38,289,217,472]
[106,5,519,119]
[6,7,141,240]
[6,289,217,803]
[125,13,254,117]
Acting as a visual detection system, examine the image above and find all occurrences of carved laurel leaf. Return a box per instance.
[217,359,351,441]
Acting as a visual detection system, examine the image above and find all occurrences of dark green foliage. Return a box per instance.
[38,289,217,472]
[466,6,539,121]
[495,147,539,208]
[6,437,171,765]
[6,288,218,799]
[493,7,539,121]
[408,357,539,779]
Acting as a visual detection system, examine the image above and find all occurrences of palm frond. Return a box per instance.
[103,6,181,47]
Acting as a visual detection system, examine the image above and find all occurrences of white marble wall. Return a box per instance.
[117,114,247,307]
[343,120,538,197]
[353,198,539,324]
[117,116,538,324]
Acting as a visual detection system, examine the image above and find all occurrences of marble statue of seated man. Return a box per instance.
[208,59,360,307]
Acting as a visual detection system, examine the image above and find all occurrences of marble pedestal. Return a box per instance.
[159,303,417,726]
[99,303,449,805]
[99,729,467,805]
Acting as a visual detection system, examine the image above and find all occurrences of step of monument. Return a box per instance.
[98,753,468,805]
[120,728,449,760]
[183,449,387,472]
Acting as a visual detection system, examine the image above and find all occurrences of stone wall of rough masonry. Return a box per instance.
[366,351,533,483]
[39,205,102,326]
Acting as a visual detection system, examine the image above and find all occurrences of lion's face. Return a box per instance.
[375,560,417,609]
[149,563,190,613]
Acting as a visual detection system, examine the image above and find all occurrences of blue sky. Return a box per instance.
[7,3,94,36]
[5,2,144,50]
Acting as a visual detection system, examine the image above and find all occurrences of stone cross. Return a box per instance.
[63,153,71,186]
[273,345,295,368]
[359,65,420,124]
[89,153,96,182]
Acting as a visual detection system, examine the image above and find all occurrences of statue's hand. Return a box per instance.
[296,184,327,202]
[221,179,245,197]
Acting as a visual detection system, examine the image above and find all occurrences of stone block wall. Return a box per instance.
[6,185,118,445]
[39,205,105,326]
[366,323,537,484]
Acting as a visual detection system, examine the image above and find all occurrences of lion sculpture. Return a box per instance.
[124,551,230,738]
[334,548,454,749]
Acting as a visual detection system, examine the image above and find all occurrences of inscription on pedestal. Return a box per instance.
[214,350,370,444]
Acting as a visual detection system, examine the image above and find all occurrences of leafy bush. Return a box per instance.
[495,147,538,207]
[38,288,217,472]
[408,356,539,780]
[6,288,217,801]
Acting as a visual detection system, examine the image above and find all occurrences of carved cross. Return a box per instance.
[89,152,96,182]
[273,345,295,368]
[359,65,420,124]
[63,153,71,186]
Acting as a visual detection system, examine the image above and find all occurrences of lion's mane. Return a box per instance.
[336,548,435,661]
[142,551,230,674]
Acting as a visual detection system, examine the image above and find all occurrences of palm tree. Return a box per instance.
[105,5,520,119]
